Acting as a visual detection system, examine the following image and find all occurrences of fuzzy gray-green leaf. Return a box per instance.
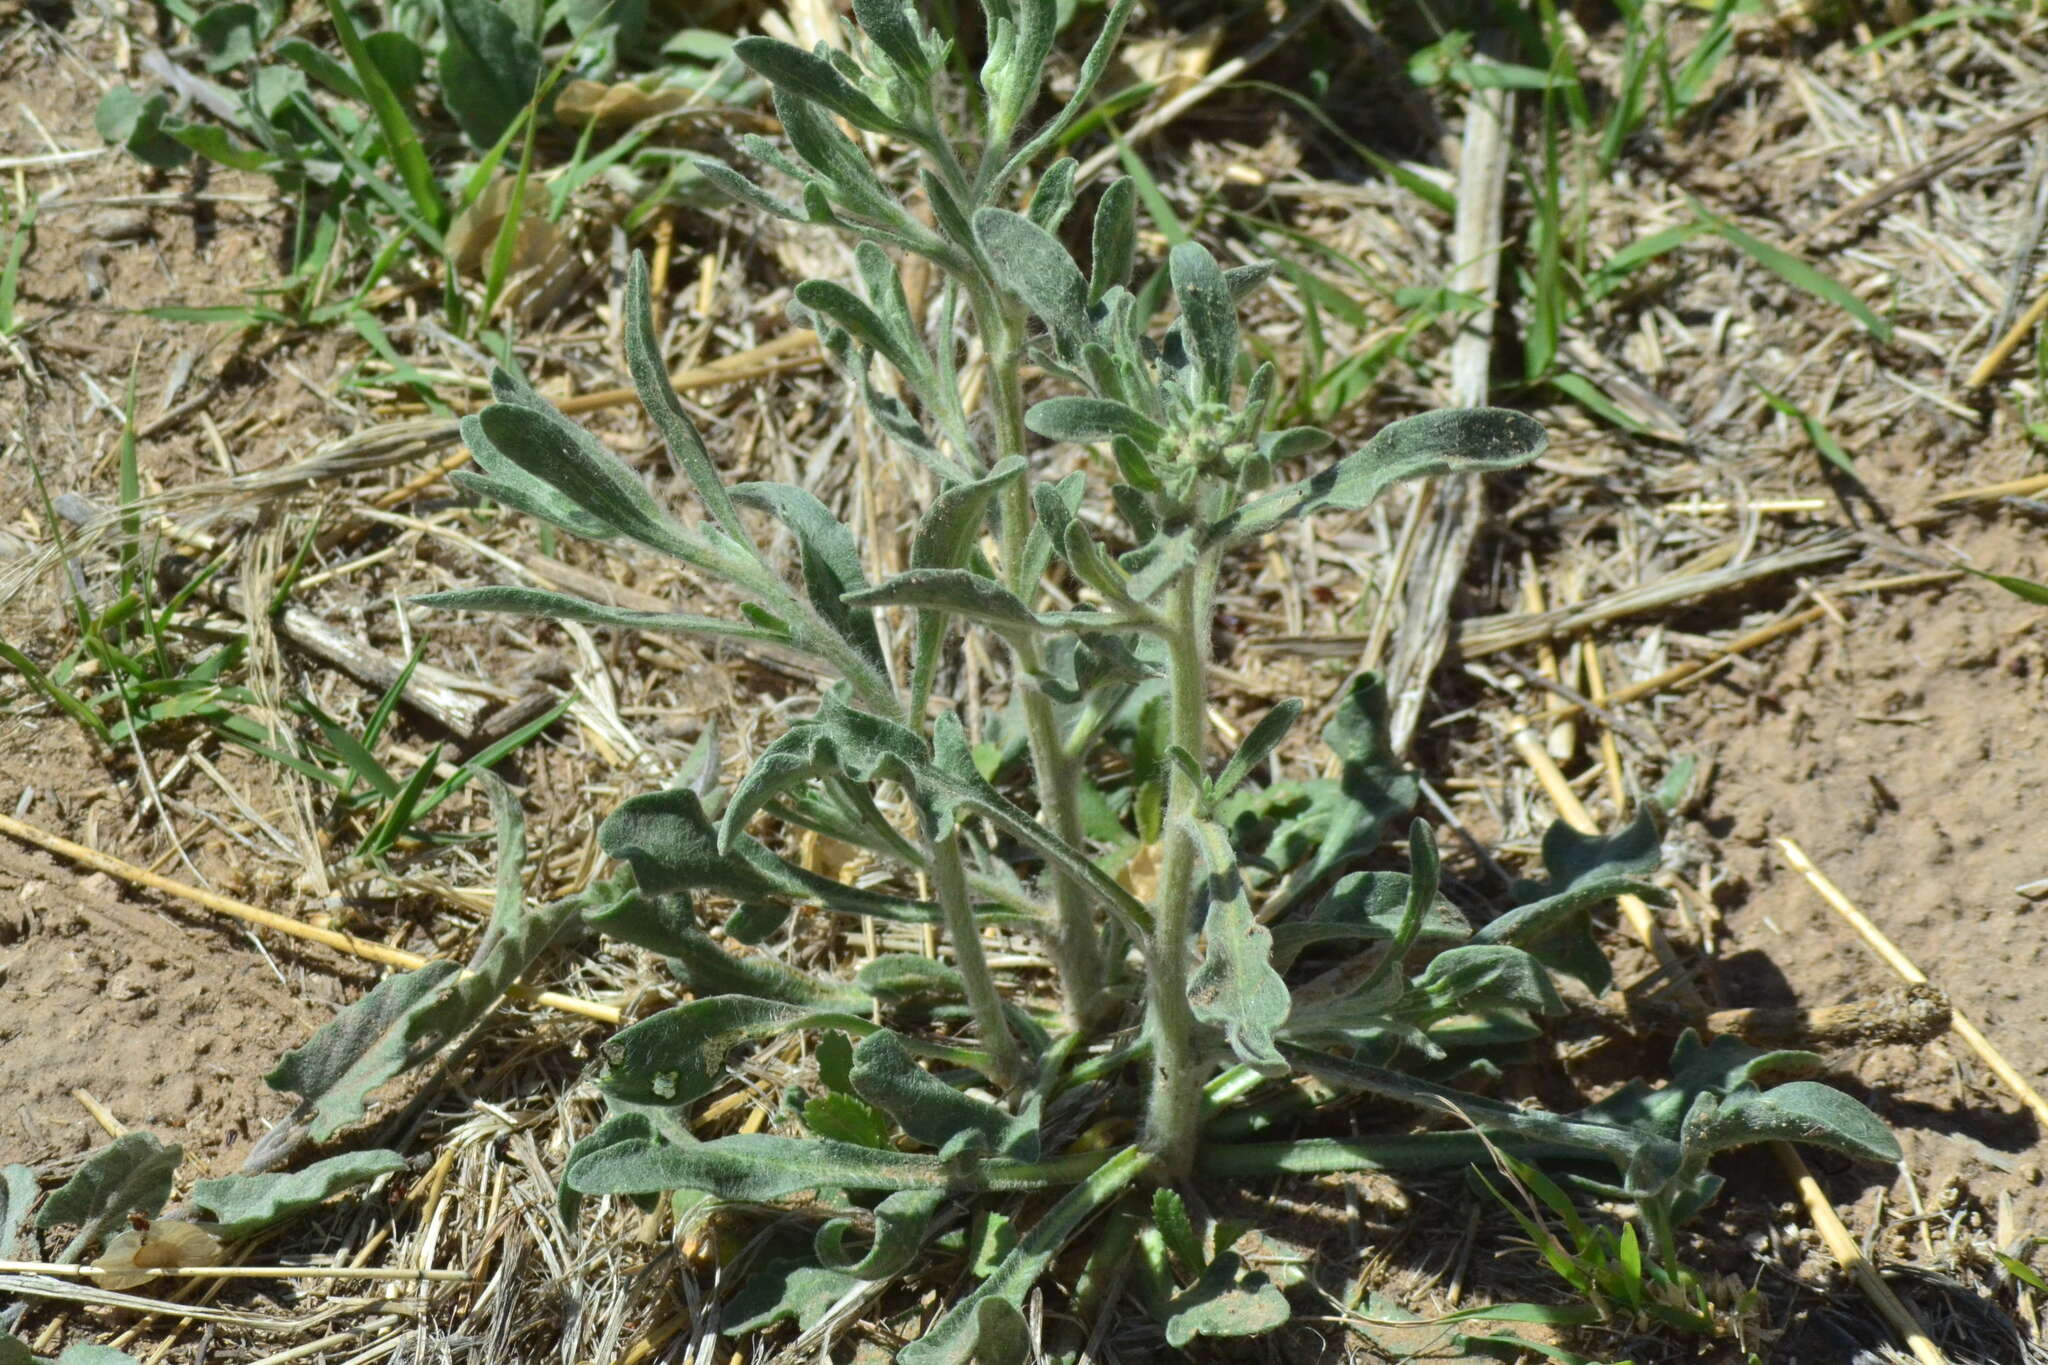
[795,278,929,391]
[973,208,1092,361]
[414,586,790,647]
[600,996,876,1111]
[852,0,930,78]
[36,1133,181,1257]
[1028,158,1078,232]
[771,86,908,229]
[1683,1083,1900,1165]
[816,1187,945,1277]
[626,254,750,544]
[1169,242,1237,404]
[1089,178,1137,304]
[1215,408,1547,544]
[600,788,942,923]
[689,154,806,220]
[734,37,902,134]
[732,481,888,676]
[189,1150,406,1238]
[475,403,703,562]
[566,1133,953,1199]
[844,568,1040,640]
[724,1260,863,1335]
[268,783,594,1143]
[1164,1251,1292,1348]
[1026,396,1166,446]
[850,1030,1034,1156]
[1186,818,1290,1074]
[1212,699,1300,803]
[897,1146,1152,1365]
[456,411,618,542]
[0,1164,36,1259]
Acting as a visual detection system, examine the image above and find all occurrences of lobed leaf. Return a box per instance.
[1163,1251,1292,1347]
[896,1146,1153,1365]
[188,1151,406,1238]
[850,1030,1036,1157]
[1185,818,1291,1074]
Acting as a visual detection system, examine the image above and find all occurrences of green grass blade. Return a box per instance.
[0,189,34,336]
[1751,378,1856,477]
[319,0,444,234]
[1696,207,1892,340]
[0,640,111,745]
[1852,5,2011,54]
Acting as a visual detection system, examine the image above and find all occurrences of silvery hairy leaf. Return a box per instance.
[265,781,606,1144]
[978,0,1056,138]
[724,1260,864,1336]
[598,996,902,1113]
[1024,395,1167,447]
[36,1133,181,1260]
[454,409,618,543]
[850,1030,1038,1157]
[1186,816,1291,1074]
[973,207,1094,362]
[1213,408,1548,545]
[852,0,931,79]
[1212,699,1300,803]
[1471,809,1669,995]
[898,1147,1151,1365]
[773,87,913,230]
[466,401,706,562]
[1089,178,1137,304]
[731,481,890,680]
[1268,869,1471,971]
[598,787,948,924]
[1027,157,1079,231]
[734,36,904,135]
[189,1151,406,1238]
[816,1187,946,1278]
[721,693,1148,933]
[625,254,751,543]
[413,585,791,648]
[1680,1082,1900,1165]
[688,154,805,221]
[1168,242,1237,405]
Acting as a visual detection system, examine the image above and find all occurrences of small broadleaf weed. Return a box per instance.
[390,0,1902,1353]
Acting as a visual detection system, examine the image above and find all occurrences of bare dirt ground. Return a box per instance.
[7,0,2048,1362]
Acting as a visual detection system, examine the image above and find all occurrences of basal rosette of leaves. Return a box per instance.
[372,0,1905,1355]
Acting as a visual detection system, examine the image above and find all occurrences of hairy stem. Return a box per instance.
[977,291,1110,1026]
[1140,560,1217,1180]
[932,829,1025,1088]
